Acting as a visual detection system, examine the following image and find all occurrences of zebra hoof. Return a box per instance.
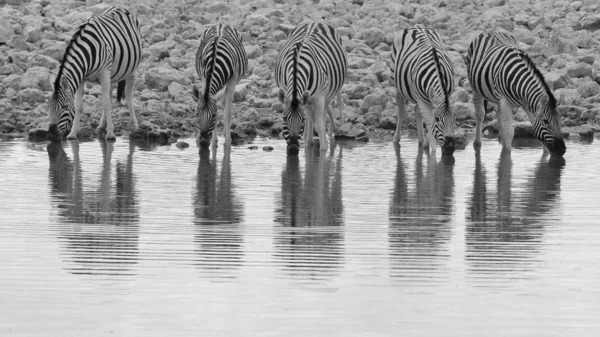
[105,134,116,141]
[66,134,78,140]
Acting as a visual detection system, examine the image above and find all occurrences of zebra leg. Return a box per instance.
[222,81,236,146]
[394,92,406,144]
[337,91,343,126]
[67,83,85,140]
[414,105,425,145]
[100,71,116,141]
[313,96,328,151]
[472,92,485,148]
[325,97,336,138]
[498,98,514,151]
[419,102,436,153]
[305,103,315,146]
[125,73,138,130]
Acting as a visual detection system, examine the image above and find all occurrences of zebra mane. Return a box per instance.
[203,27,220,101]
[54,22,89,97]
[291,41,303,107]
[516,50,557,109]
[427,37,449,105]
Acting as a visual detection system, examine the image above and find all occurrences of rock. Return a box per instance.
[19,67,54,91]
[245,45,262,59]
[144,67,190,91]
[26,54,60,69]
[512,27,536,45]
[335,122,368,139]
[544,34,578,57]
[147,40,177,61]
[514,13,530,26]
[555,88,582,105]
[574,14,600,31]
[454,102,475,121]
[378,116,397,130]
[577,80,600,98]
[566,63,594,78]
[545,71,573,90]
[562,125,595,139]
[357,27,385,48]
[252,63,271,80]
[234,82,251,102]
[245,14,269,27]
[28,128,47,141]
[343,83,371,100]
[168,82,187,100]
[248,145,259,150]
[262,146,274,151]
[558,105,586,119]
[513,122,535,138]
[361,90,388,112]
[41,41,68,62]
[348,56,376,69]
[175,141,189,148]
[0,16,14,43]
[369,61,390,83]
[17,88,46,104]
[235,121,257,136]
[450,87,470,103]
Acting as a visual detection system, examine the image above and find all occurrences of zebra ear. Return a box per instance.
[59,76,69,91]
[277,88,286,104]
[428,86,441,106]
[538,94,549,107]
[301,91,310,106]
[192,85,200,101]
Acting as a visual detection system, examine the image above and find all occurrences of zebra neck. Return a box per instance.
[55,65,84,98]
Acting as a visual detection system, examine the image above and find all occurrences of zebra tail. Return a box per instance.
[116,80,126,103]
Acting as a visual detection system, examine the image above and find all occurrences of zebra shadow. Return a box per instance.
[47,140,139,278]
[274,145,344,282]
[466,149,565,278]
[193,146,244,280]
[388,144,455,284]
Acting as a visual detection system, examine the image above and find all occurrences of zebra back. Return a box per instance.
[196,24,248,100]
[391,26,455,105]
[275,22,347,104]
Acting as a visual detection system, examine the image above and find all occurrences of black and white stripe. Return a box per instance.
[192,24,248,148]
[390,26,457,155]
[465,31,566,157]
[46,6,143,142]
[275,22,347,155]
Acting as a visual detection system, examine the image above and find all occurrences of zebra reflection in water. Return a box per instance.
[274,146,344,281]
[466,149,565,275]
[47,140,139,277]
[193,147,244,278]
[388,144,455,282]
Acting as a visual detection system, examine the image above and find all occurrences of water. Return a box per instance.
[1,134,599,336]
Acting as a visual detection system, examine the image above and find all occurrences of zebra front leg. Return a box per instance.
[100,71,116,140]
[313,96,328,151]
[414,104,425,146]
[498,98,514,151]
[222,81,236,146]
[125,73,138,130]
[420,102,436,153]
[67,83,85,140]
[472,92,485,148]
[304,103,315,146]
[394,92,406,144]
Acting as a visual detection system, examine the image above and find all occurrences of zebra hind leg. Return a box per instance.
[222,81,237,146]
[67,83,85,140]
[472,92,485,149]
[498,98,514,151]
[394,92,406,144]
[414,104,426,146]
[123,73,138,130]
[99,71,116,140]
[314,96,328,151]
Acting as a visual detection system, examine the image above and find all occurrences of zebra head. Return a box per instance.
[533,95,566,157]
[46,76,75,143]
[429,87,456,155]
[278,88,307,156]
[192,85,217,148]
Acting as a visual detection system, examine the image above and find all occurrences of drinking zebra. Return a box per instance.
[192,24,248,148]
[46,6,143,142]
[390,26,457,155]
[275,22,347,155]
[465,31,566,157]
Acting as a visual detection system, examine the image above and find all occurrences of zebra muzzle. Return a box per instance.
[47,124,62,143]
[442,136,456,155]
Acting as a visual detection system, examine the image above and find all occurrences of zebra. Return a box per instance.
[465,31,566,157]
[192,24,248,148]
[390,26,457,155]
[275,22,347,155]
[46,6,143,143]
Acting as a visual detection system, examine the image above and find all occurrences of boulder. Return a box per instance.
[41,41,68,62]
[357,27,385,48]
[513,122,535,138]
[566,62,594,78]
[361,90,388,112]
[577,80,600,98]
[0,15,14,43]
[26,54,60,69]
[17,88,46,104]
[454,102,475,121]
[574,14,600,31]
[544,34,578,58]
[343,83,371,100]
[335,122,368,140]
[377,116,397,130]
[144,67,190,91]
[147,40,177,61]
[562,124,595,139]
[19,67,54,92]
[167,82,187,101]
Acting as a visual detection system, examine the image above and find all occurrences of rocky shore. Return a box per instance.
[1,0,600,144]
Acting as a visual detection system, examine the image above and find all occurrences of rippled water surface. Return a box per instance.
[1,134,599,336]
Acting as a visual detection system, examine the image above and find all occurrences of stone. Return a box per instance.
[343,83,371,100]
[248,145,259,150]
[577,81,600,98]
[0,16,14,43]
[235,121,257,136]
[252,63,271,80]
[512,27,536,45]
[168,82,187,101]
[147,40,177,61]
[175,141,189,149]
[544,34,578,58]
[19,67,54,92]
[335,122,368,140]
[513,122,535,138]
[245,45,262,59]
[234,82,251,102]
[262,146,274,151]
[357,27,385,48]
[361,90,388,112]
[17,88,46,104]
[450,87,470,103]
[454,102,475,121]
[566,63,594,78]
[574,14,600,31]
[378,116,397,130]
[562,125,595,139]
[28,128,47,141]
[144,67,190,91]
[41,41,68,62]
[555,88,582,105]
[369,61,391,83]
[26,54,60,69]
[545,71,573,90]
[558,105,586,119]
